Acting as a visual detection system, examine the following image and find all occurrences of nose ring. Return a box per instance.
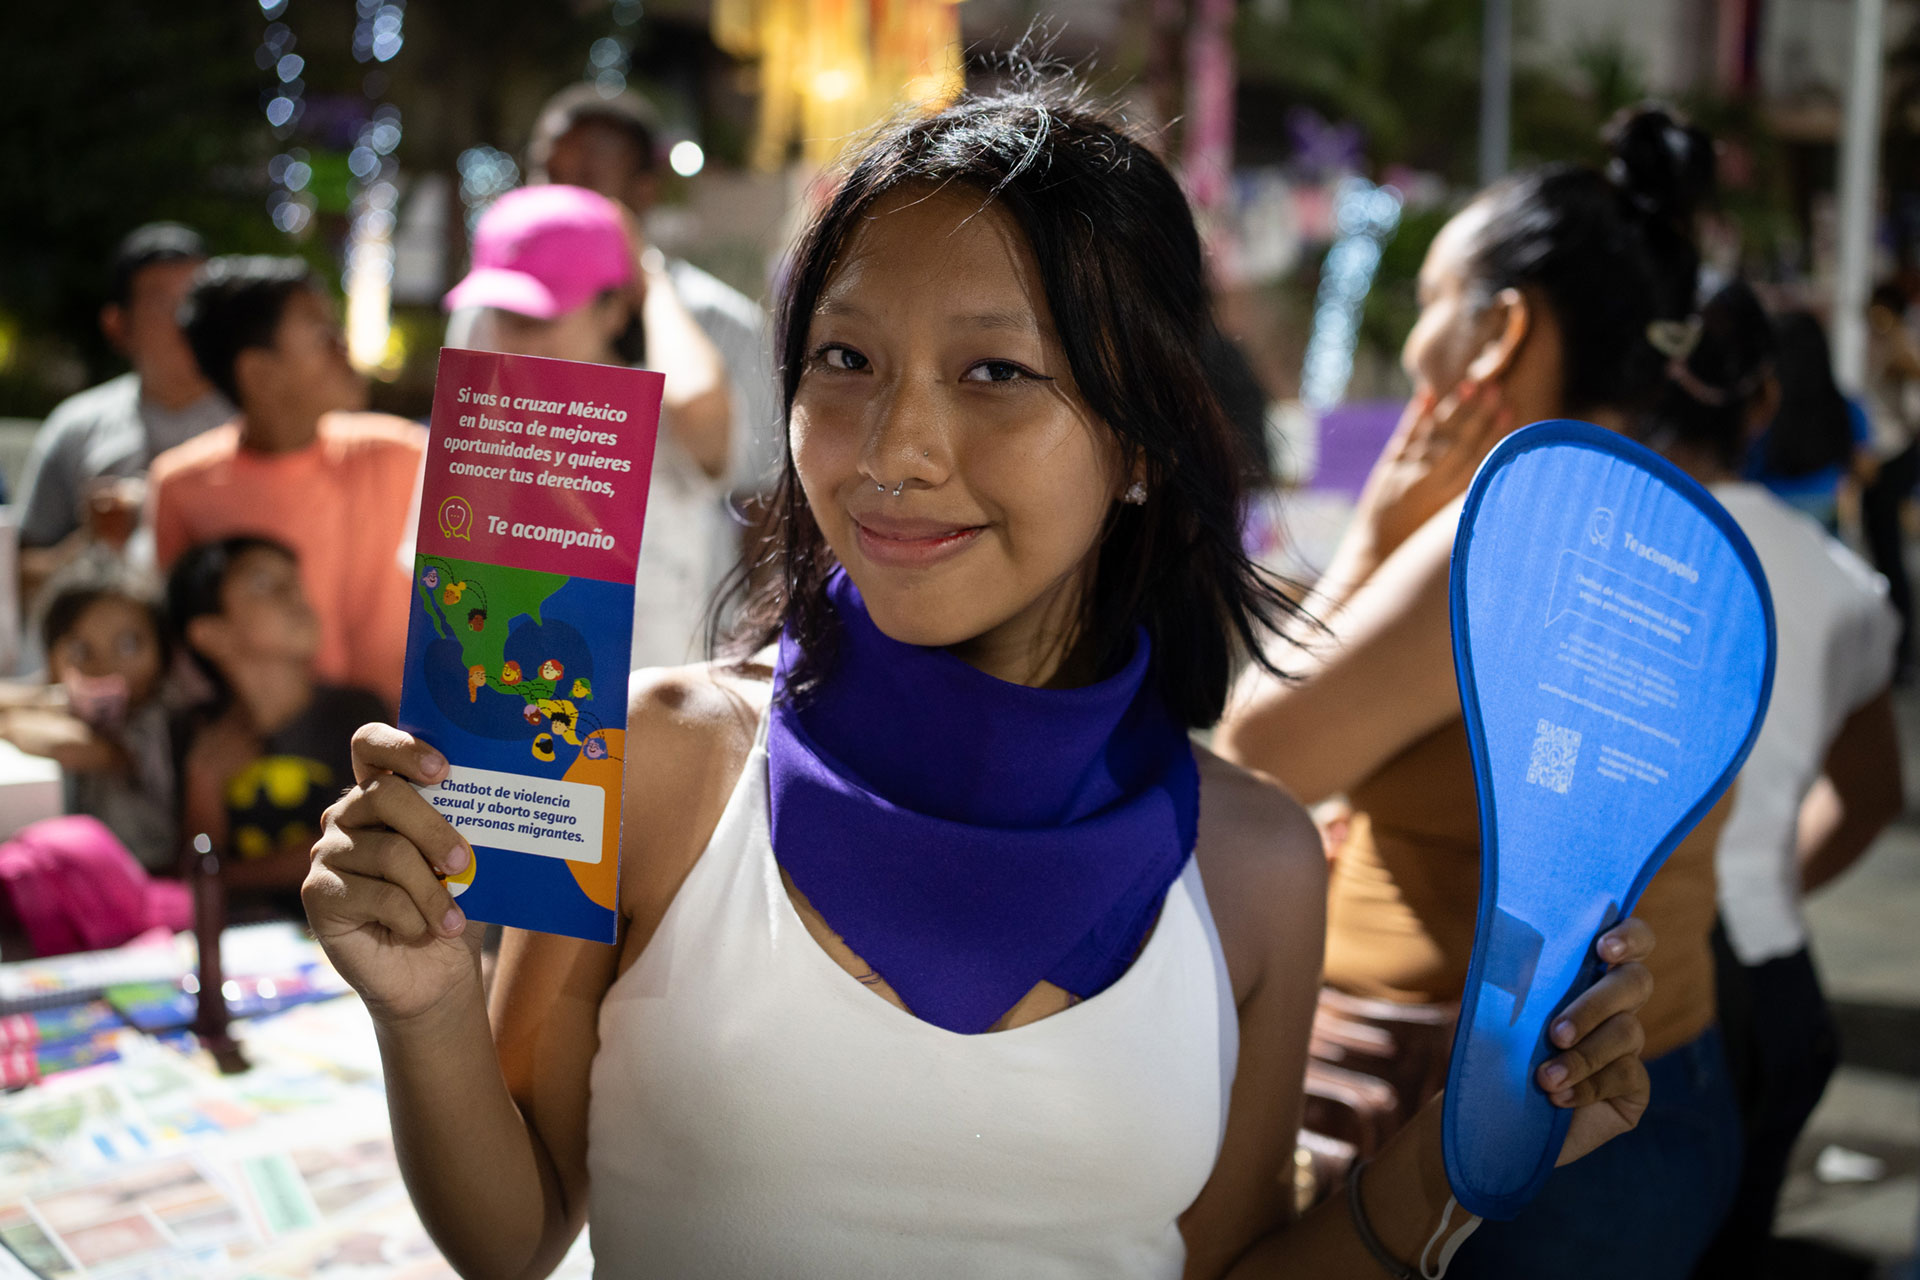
[892,481,905,497]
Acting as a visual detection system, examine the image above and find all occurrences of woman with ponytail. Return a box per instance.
[1218,106,1738,1276]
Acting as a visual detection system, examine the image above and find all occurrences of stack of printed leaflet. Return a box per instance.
[0,997,596,1278]
[0,925,350,1088]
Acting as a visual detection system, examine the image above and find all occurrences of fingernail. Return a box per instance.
[1603,937,1625,960]
[1544,1062,1568,1088]
[1552,1089,1575,1107]
[442,906,465,936]
[1554,1018,1575,1045]
[443,843,468,874]
[421,751,447,777]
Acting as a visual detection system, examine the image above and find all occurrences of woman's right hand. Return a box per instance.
[304,724,481,1026]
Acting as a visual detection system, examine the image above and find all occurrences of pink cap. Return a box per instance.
[444,185,635,319]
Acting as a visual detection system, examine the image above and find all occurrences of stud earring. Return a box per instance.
[1123,481,1148,505]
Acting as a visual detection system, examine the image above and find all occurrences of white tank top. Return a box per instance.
[587,727,1239,1278]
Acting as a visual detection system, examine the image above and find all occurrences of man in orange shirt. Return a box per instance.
[150,256,422,709]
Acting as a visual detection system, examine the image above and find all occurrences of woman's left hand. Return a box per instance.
[1541,916,1656,1167]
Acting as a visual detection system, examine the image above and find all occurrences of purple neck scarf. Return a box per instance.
[766,570,1200,1035]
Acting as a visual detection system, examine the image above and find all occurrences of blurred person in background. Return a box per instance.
[525,82,781,498]
[444,184,734,672]
[1644,280,1903,1277]
[169,536,385,910]
[1860,283,1920,679]
[1746,311,1868,534]
[15,224,234,604]
[146,256,422,709]
[0,553,177,872]
[1217,107,1740,1278]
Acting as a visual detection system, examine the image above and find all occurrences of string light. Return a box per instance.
[258,2,313,236]
[456,146,519,235]
[1299,178,1403,415]
[345,0,408,375]
[587,29,633,98]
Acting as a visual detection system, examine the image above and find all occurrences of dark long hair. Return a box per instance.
[1462,105,1715,417]
[717,76,1307,729]
[1762,311,1855,478]
[1647,280,1775,470]
[38,551,170,672]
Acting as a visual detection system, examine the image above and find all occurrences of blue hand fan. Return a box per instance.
[1442,420,1774,1219]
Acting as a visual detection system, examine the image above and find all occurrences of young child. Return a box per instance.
[0,553,178,872]
[168,536,385,901]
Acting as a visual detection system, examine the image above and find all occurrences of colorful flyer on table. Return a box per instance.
[398,348,661,944]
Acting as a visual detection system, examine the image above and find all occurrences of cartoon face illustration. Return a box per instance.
[583,735,608,759]
[500,661,523,685]
[467,608,487,632]
[550,707,574,730]
[522,704,543,726]
[530,733,555,762]
[421,567,441,590]
[442,582,467,606]
[538,659,564,682]
[571,678,592,699]
[466,664,486,703]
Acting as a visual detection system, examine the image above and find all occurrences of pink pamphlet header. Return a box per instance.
[418,348,662,583]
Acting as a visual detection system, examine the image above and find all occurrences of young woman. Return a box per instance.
[1645,281,1904,1274]
[1215,108,1738,1278]
[307,83,1658,1279]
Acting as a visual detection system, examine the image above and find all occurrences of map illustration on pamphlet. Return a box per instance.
[398,348,662,944]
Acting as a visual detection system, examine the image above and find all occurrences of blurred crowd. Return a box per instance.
[0,86,779,921]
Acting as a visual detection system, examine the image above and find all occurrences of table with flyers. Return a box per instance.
[0,924,594,1279]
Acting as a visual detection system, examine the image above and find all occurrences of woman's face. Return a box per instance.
[51,597,163,708]
[482,295,627,365]
[1401,201,1495,399]
[789,186,1125,682]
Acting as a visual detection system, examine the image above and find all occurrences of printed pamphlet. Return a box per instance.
[397,348,661,944]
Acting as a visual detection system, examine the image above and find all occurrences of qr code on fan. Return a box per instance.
[1526,719,1581,794]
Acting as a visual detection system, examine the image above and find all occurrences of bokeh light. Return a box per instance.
[456,146,519,228]
[669,140,705,177]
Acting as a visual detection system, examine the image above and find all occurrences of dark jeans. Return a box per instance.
[1693,936,1841,1279]
[1863,442,1918,674]
[1447,1026,1743,1280]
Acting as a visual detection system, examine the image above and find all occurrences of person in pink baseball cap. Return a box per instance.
[444,185,646,366]
[444,184,737,673]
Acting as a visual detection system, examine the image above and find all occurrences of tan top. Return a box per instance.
[1325,719,1725,1059]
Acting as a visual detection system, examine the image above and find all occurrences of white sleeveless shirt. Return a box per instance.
[587,728,1239,1278]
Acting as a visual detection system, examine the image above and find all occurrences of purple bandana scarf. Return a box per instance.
[766,569,1200,1035]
